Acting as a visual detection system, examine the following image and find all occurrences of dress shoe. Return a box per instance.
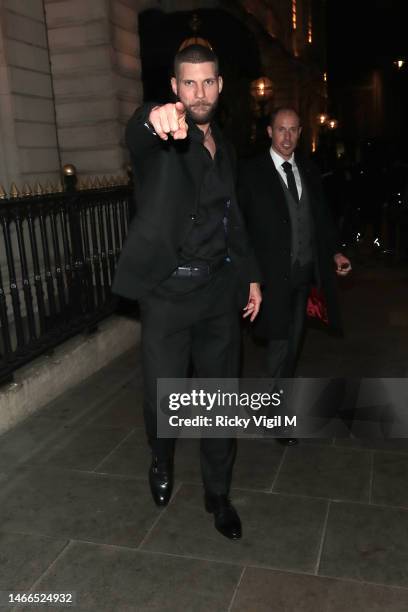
[205,494,242,539]
[149,456,173,507]
[277,438,298,446]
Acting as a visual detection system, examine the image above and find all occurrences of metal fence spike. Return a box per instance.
[34,182,44,195]
[9,182,20,198]
[0,184,7,199]
[22,183,33,196]
[45,180,55,194]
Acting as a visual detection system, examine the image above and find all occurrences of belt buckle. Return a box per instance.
[189,264,208,276]
[174,263,212,277]
[191,265,204,276]
[178,265,194,277]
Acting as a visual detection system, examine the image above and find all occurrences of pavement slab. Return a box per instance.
[232,567,408,612]
[0,532,68,592]
[319,500,408,588]
[14,542,242,612]
[141,484,328,573]
[273,444,372,502]
[0,467,162,548]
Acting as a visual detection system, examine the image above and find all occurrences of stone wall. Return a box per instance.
[0,0,60,187]
[110,0,143,167]
[44,0,141,179]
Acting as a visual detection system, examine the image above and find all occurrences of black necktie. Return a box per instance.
[282,161,299,203]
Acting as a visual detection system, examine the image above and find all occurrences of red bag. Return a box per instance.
[307,286,328,324]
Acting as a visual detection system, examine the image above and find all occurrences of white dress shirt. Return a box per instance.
[269,147,302,199]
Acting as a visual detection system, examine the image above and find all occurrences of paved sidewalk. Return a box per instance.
[1,260,408,611]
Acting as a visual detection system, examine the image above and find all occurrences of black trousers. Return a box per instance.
[265,263,314,433]
[139,264,240,496]
[266,262,314,379]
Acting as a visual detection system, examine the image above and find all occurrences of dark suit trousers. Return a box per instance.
[266,262,314,379]
[265,263,313,431]
[139,264,239,496]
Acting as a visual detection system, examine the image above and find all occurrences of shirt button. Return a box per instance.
[190,214,196,221]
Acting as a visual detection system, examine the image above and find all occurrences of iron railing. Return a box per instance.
[0,167,133,384]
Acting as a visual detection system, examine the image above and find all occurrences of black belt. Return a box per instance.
[171,259,227,278]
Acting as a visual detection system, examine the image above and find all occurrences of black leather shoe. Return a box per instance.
[205,494,242,539]
[277,438,298,446]
[149,457,173,507]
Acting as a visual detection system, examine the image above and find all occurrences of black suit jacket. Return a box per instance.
[112,105,260,302]
[239,151,342,339]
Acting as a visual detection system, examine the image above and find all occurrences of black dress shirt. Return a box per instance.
[179,121,232,266]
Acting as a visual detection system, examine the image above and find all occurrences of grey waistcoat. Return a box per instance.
[278,172,314,268]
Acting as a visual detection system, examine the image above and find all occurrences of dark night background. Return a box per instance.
[327,0,408,77]
[327,0,408,162]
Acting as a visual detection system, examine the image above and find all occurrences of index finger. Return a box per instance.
[175,101,186,117]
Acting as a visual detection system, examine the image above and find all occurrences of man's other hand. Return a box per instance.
[243,282,262,322]
[148,102,188,141]
[334,253,352,276]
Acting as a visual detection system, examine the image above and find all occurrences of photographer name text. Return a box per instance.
[168,415,296,429]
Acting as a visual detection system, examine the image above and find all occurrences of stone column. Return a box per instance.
[0,0,60,187]
[44,0,142,178]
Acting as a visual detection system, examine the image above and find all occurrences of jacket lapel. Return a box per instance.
[295,154,318,214]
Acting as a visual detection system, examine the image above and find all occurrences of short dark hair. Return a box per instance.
[174,44,219,78]
[269,107,301,127]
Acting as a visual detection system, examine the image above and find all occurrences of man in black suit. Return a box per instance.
[113,44,261,539]
[239,108,351,445]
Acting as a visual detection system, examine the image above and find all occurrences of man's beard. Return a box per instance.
[185,100,218,125]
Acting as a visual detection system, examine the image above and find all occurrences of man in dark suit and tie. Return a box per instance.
[239,107,351,445]
[113,44,261,539]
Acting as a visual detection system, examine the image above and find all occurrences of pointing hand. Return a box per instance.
[148,102,188,140]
